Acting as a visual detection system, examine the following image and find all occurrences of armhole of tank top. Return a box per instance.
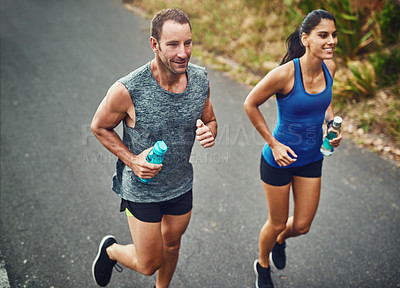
[298,59,306,90]
[323,67,327,87]
[276,92,289,100]
[322,61,332,87]
[276,59,297,100]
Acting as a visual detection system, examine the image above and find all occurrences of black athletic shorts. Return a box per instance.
[260,155,323,186]
[120,189,193,223]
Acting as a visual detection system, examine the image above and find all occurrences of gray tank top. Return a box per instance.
[112,62,209,203]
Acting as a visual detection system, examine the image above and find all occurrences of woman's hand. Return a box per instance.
[270,141,298,167]
[330,132,342,148]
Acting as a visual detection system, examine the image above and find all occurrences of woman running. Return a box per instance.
[244,9,342,288]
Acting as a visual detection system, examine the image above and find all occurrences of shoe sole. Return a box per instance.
[269,253,276,270]
[92,235,116,286]
[253,259,259,288]
[269,251,285,270]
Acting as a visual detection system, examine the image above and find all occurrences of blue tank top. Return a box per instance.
[263,58,333,168]
[112,62,209,202]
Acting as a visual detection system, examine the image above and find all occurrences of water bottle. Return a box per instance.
[320,116,342,157]
[138,140,168,183]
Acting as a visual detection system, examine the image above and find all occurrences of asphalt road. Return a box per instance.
[1,0,399,287]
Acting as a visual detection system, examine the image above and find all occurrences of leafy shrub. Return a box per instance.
[377,0,400,45]
[370,48,400,88]
[334,60,376,102]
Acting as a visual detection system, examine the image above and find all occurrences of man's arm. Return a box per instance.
[91,82,162,179]
[196,87,217,148]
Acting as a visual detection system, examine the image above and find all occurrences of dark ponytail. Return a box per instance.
[281,28,305,65]
[280,9,336,65]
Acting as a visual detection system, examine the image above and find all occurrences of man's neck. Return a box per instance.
[150,59,188,94]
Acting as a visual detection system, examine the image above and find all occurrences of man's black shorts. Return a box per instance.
[120,189,193,223]
[260,155,323,186]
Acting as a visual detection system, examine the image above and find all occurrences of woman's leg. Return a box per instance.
[258,181,291,268]
[276,176,321,244]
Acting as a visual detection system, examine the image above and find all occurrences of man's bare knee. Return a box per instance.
[164,241,181,256]
[140,259,162,276]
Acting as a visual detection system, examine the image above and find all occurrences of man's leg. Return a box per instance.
[156,211,191,288]
[107,215,164,276]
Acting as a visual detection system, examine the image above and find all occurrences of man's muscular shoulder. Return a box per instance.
[107,82,135,126]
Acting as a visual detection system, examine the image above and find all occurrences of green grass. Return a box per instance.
[124,0,291,83]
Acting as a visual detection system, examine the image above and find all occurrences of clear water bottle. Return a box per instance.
[320,116,342,157]
[139,140,168,183]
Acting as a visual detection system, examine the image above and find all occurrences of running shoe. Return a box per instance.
[254,259,274,288]
[270,241,286,270]
[92,235,122,287]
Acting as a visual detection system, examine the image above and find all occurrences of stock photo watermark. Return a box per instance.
[80,124,231,164]
[81,150,229,164]
[81,123,267,147]
[80,121,321,165]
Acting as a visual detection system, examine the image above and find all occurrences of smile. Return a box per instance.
[323,47,335,52]
[174,60,187,65]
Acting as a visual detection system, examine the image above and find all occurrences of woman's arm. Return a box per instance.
[323,59,342,148]
[244,63,298,167]
[324,59,337,123]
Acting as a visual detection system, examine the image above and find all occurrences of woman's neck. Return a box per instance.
[299,53,324,78]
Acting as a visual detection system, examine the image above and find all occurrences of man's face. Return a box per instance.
[155,20,192,75]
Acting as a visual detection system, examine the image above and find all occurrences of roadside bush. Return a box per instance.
[377,0,400,45]
[370,48,400,88]
[334,60,376,102]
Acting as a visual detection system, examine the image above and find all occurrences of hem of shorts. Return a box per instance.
[260,179,292,187]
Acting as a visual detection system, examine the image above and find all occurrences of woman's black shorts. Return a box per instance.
[260,155,323,186]
[120,189,193,223]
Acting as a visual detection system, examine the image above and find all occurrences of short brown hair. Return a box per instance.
[150,9,191,42]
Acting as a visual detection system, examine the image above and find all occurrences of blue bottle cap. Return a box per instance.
[154,141,167,155]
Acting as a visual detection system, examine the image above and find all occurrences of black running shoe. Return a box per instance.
[270,241,286,270]
[254,260,274,288]
[92,235,122,287]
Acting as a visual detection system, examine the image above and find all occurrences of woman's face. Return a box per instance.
[302,19,338,60]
